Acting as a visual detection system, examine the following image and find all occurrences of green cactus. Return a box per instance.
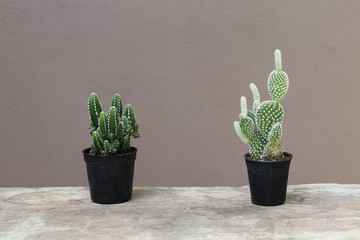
[124,104,140,138]
[234,49,289,160]
[88,93,140,155]
[111,93,123,117]
[88,93,102,135]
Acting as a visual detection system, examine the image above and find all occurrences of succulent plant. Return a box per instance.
[88,93,140,155]
[234,49,289,160]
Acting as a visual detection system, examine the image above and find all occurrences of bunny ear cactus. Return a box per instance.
[268,50,289,101]
[88,93,140,155]
[234,49,289,160]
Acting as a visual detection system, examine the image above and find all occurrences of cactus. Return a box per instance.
[234,49,289,160]
[88,93,140,155]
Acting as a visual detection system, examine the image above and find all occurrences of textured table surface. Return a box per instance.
[0,184,360,239]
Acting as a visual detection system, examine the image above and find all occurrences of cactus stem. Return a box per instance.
[234,121,250,144]
[241,96,247,116]
[250,83,260,102]
[275,49,282,71]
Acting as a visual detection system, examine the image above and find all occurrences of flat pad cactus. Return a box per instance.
[239,117,255,140]
[255,101,284,139]
[268,50,289,101]
[249,130,268,159]
[234,49,289,160]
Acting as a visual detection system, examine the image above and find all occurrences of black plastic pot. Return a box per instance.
[82,147,137,204]
[244,152,292,206]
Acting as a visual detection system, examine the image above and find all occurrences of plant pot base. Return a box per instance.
[244,152,292,206]
[83,147,137,204]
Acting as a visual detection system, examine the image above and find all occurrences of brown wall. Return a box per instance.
[1,0,360,187]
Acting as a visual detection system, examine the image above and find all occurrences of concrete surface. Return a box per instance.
[1,184,360,239]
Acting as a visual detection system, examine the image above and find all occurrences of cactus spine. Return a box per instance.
[88,93,140,155]
[234,49,289,160]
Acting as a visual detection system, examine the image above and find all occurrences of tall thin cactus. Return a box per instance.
[88,93,140,155]
[234,49,289,160]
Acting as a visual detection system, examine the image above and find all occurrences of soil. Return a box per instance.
[89,148,133,156]
[253,154,286,162]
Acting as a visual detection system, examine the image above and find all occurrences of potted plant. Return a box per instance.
[82,93,140,204]
[233,49,293,206]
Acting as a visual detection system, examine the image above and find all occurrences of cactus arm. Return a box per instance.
[275,49,282,71]
[124,104,134,121]
[133,122,140,138]
[90,143,96,154]
[246,110,256,123]
[99,112,108,138]
[88,93,102,130]
[250,83,261,112]
[261,122,284,159]
[89,125,96,136]
[124,139,129,153]
[112,140,120,154]
[249,83,260,105]
[268,50,289,101]
[124,104,135,126]
[103,140,110,155]
[255,101,284,139]
[268,70,289,101]
[124,136,130,152]
[118,121,124,139]
[122,116,129,134]
[120,116,131,153]
[268,122,282,143]
[234,121,250,144]
[249,131,267,159]
[250,83,260,102]
[239,117,255,140]
[120,135,130,153]
[108,106,120,140]
[240,96,248,116]
[111,94,123,117]
[124,104,140,138]
[95,96,102,115]
[253,101,260,113]
[92,131,103,154]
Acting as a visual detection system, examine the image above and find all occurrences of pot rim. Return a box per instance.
[82,146,137,158]
[244,152,293,163]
